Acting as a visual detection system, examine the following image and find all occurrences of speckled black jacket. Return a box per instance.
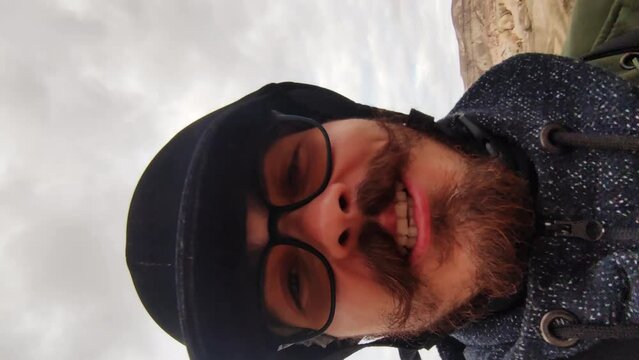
[436,54,639,360]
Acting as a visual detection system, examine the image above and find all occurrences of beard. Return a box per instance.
[355,120,535,338]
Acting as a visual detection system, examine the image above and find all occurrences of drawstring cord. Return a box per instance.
[554,324,639,340]
[551,131,639,152]
[540,123,639,153]
[538,123,639,348]
[542,310,639,348]
[396,119,639,358]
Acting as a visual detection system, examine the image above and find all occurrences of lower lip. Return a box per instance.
[403,178,431,270]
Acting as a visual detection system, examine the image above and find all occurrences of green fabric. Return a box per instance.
[562,0,616,57]
[596,0,639,44]
[562,0,639,86]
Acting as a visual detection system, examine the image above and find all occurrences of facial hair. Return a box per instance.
[354,120,535,337]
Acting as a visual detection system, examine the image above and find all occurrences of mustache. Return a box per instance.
[359,221,417,327]
[356,124,410,216]
[354,123,417,327]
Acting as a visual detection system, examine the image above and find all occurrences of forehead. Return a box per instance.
[246,197,269,250]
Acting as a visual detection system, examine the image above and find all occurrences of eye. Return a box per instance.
[286,144,301,187]
[287,267,303,310]
[280,143,304,201]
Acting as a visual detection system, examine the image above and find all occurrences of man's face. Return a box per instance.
[246,118,534,339]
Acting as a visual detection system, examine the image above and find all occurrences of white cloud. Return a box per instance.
[0,0,462,359]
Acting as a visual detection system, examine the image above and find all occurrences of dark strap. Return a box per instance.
[318,341,429,360]
[405,108,435,129]
[398,348,421,360]
[276,333,443,360]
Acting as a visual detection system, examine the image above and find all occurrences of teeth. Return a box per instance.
[408,226,418,237]
[397,218,408,234]
[395,202,407,218]
[393,185,418,253]
[405,237,416,248]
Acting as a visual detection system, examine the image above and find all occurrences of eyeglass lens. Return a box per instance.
[259,117,334,339]
[262,244,332,335]
[261,118,328,207]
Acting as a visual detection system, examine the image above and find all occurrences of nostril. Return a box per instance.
[338,230,349,246]
[338,195,348,212]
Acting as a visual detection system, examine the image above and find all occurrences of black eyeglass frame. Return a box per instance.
[256,111,337,345]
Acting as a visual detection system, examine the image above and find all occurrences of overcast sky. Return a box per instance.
[0,1,463,359]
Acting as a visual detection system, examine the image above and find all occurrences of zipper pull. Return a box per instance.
[544,220,605,241]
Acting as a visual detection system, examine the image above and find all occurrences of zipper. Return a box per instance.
[543,220,605,241]
[544,220,639,242]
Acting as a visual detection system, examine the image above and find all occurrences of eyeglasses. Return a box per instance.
[257,111,336,345]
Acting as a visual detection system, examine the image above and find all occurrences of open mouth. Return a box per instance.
[376,179,430,268]
[394,182,418,257]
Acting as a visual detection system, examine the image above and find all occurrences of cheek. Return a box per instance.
[324,120,388,163]
[330,137,387,185]
[325,258,397,337]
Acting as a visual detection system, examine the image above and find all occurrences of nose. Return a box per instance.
[277,182,360,260]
